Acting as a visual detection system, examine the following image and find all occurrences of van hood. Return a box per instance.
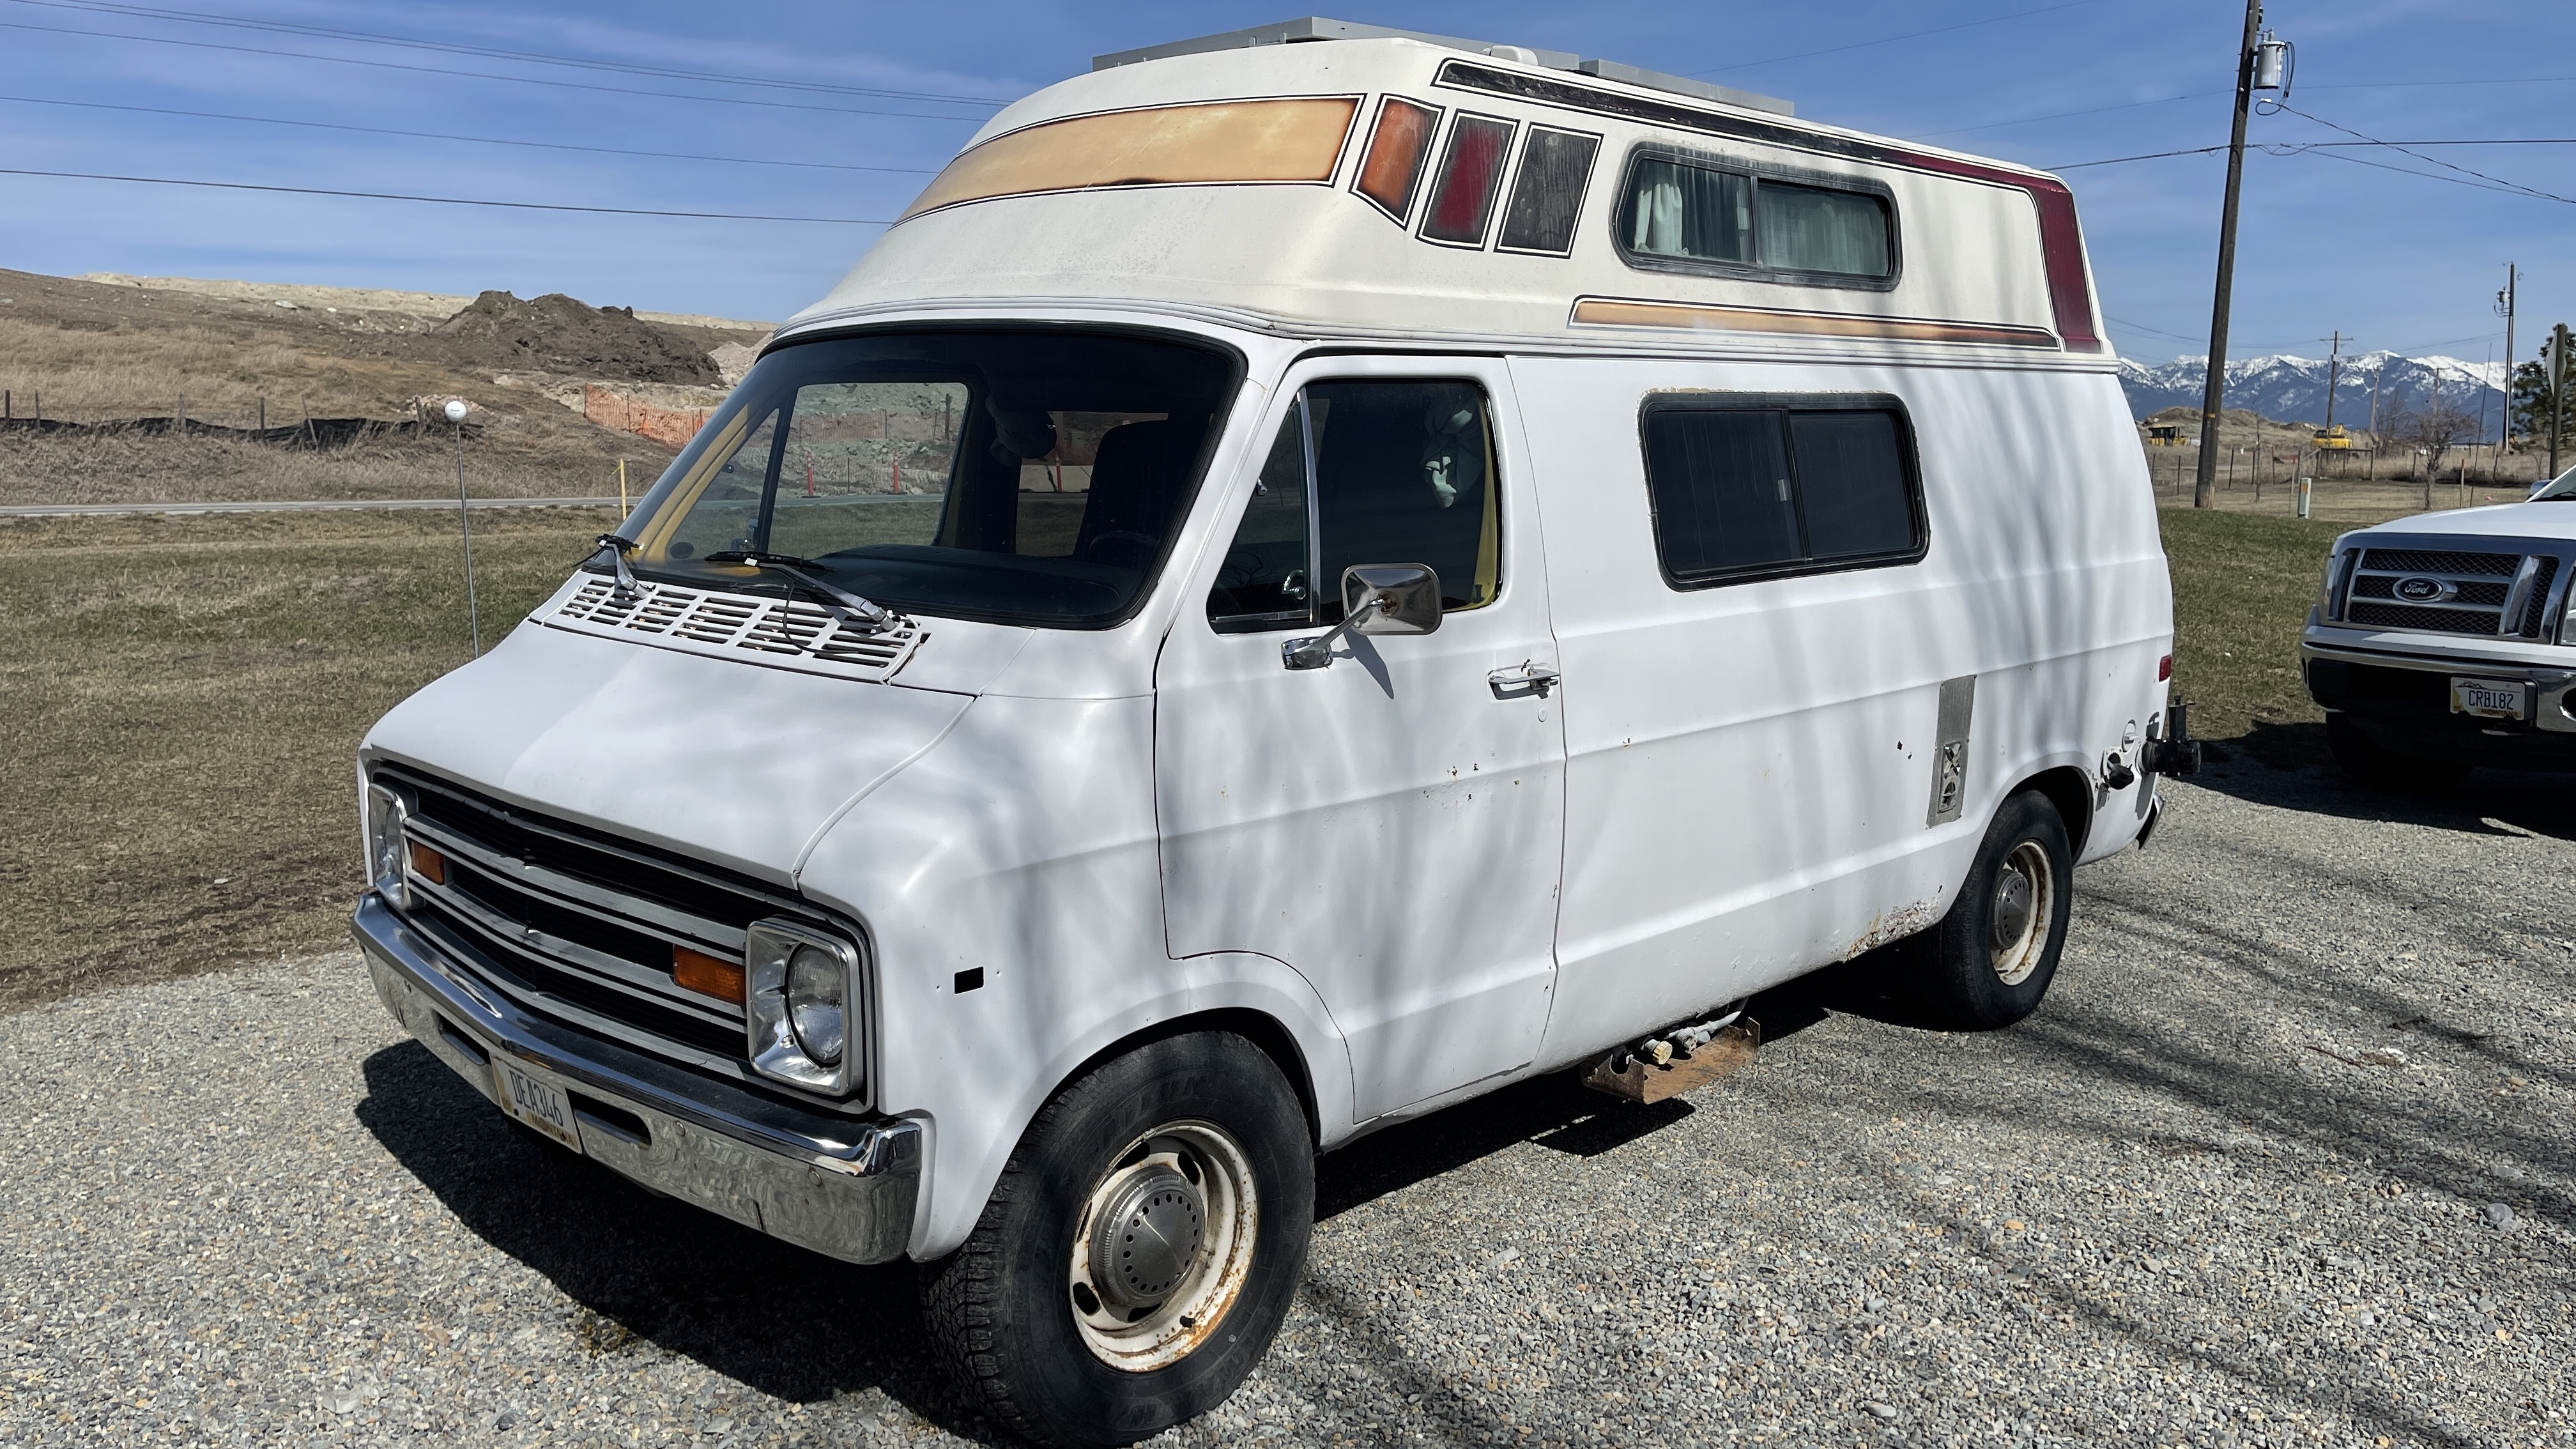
[2350,499,2576,542]
[361,624,973,884]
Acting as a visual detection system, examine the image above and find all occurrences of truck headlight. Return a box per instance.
[2315,547,2354,624]
[746,919,861,1094]
[364,780,411,909]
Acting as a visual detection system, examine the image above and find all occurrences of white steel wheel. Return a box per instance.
[1986,839,2055,986]
[1068,1120,1259,1372]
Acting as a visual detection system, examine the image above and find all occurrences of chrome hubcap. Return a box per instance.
[1988,841,2052,986]
[1068,1121,1259,1372]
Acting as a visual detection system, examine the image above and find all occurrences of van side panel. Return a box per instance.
[1512,356,2165,1065]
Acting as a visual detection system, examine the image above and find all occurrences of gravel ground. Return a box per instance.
[4,756,2571,1448]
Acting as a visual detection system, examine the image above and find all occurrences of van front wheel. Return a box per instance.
[1919,790,2073,1029]
[921,1031,1314,1448]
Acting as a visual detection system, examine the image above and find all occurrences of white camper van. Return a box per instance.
[351,20,2193,1444]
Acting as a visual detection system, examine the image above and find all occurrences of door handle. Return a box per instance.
[1487,661,1560,700]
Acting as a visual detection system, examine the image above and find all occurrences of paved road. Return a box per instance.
[0,497,622,518]
[3,758,2569,1448]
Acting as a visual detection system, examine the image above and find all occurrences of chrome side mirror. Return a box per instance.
[1283,564,1441,670]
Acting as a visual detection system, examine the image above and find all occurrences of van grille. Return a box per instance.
[376,764,866,1103]
[2339,545,2559,640]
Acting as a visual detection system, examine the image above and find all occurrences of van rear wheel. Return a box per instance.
[1917,790,2073,1029]
[920,1032,1313,1448]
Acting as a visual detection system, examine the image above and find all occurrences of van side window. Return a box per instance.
[1619,152,1894,283]
[1639,397,1924,588]
[1206,380,1503,630]
[1311,380,1501,621]
[1206,410,1314,632]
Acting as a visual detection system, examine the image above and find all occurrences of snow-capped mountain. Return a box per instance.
[2117,351,2510,433]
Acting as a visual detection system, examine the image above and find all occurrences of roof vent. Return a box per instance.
[1093,17,1792,117]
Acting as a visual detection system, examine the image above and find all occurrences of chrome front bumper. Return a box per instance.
[351,891,922,1264]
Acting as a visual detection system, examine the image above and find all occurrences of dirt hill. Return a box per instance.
[417,291,720,385]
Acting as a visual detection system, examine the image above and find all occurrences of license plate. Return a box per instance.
[492,1057,583,1153]
[2450,677,2527,719]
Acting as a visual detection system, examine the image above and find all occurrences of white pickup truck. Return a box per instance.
[2304,464,2576,788]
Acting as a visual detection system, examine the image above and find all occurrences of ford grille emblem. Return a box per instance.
[2393,576,2451,603]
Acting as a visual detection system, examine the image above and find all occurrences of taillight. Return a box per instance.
[2158,654,2173,682]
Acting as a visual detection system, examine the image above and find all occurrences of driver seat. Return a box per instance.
[1076,420,1188,565]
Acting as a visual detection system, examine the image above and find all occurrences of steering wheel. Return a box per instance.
[1083,530,1160,565]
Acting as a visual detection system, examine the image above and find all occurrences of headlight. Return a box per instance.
[364,780,411,908]
[746,919,862,1095]
[2315,547,2355,624]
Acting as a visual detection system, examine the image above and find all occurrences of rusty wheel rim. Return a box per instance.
[1988,839,2053,986]
[1068,1119,1259,1372]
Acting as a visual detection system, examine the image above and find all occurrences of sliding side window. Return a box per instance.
[1619,150,1896,285]
[1639,395,1924,589]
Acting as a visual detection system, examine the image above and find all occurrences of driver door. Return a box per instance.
[1154,358,1566,1123]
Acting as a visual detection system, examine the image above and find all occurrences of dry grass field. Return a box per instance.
[0,507,615,1009]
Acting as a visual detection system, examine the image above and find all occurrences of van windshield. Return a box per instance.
[609,329,1239,628]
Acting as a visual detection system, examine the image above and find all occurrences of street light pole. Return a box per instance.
[2193,0,2266,509]
[445,398,481,657]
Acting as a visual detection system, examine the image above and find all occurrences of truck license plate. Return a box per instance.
[493,1057,583,1153]
[2450,677,2526,720]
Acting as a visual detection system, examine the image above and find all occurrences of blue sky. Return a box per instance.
[0,1,2567,371]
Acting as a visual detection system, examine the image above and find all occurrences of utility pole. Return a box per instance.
[2322,330,2342,431]
[2497,263,2517,455]
[2193,0,2269,509]
[2553,323,2571,482]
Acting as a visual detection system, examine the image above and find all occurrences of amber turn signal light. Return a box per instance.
[673,945,746,1004]
[406,841,447,885]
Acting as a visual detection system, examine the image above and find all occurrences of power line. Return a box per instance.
[0,17,991,122]
[1689,0,2107,76]
[2277,103,2576,205]
[6,0,1010,107]
[0,93,941,174]
[2292,145,2576,204]
[0,166,893,223]
[2054,144,2226,169]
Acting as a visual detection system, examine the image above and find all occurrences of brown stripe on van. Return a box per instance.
[1568,296,2060,348]
[900,96,1361,220]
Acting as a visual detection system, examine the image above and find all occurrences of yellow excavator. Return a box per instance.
[2311,424,2351,449]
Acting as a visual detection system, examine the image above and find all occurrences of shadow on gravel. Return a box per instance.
[353,1043,1002,1442]
[2189,725,2576,841]
[1312,954,1935,1221]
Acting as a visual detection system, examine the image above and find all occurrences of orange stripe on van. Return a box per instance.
[901,97,1360,220]
[1570,296,2061,348]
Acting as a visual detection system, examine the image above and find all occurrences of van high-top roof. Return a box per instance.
[792,30,2110,365]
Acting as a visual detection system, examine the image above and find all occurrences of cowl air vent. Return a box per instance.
[544,576,926,682]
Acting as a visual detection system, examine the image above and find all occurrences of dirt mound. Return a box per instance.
[420,291,718,385]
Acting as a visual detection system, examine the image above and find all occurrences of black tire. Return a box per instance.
[2326,712,2471,793]
[921,1032,1314,1447]
[1916,790,2074,1030]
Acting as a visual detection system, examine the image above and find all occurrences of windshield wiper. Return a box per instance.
[703,550,898,631]
[590,533,646,602]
